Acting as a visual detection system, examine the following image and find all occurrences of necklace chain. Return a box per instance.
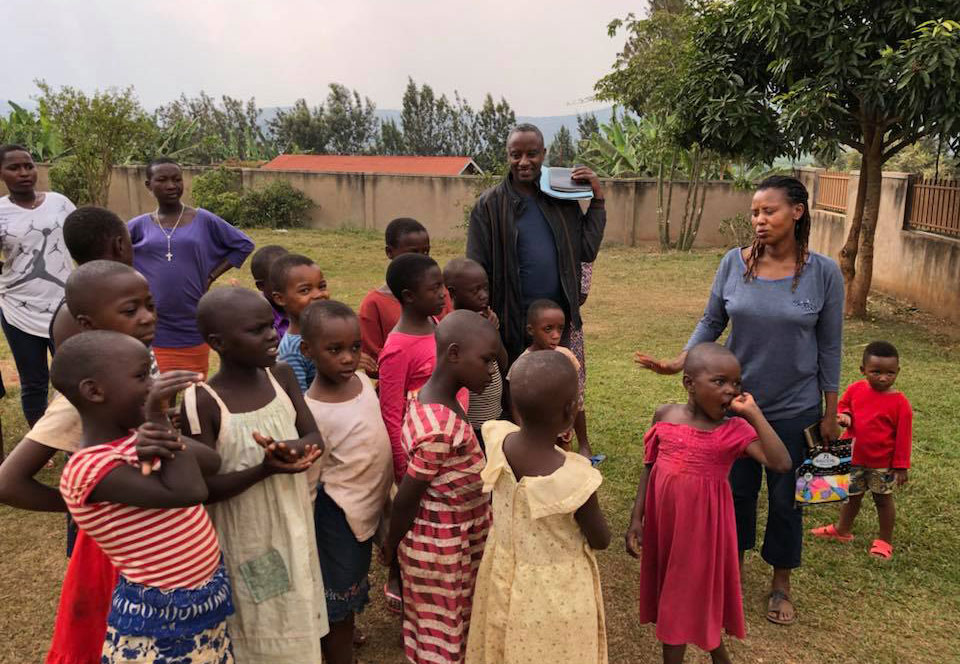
[152,204,185,262]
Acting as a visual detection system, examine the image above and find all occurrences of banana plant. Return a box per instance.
[0,101,67,161]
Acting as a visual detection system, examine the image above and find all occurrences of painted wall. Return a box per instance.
[799,167,960,322]
[16,165,755,247]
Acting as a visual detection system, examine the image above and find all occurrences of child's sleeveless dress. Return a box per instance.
[638,418,757,651]
[466,420,607,664]
[184,370,328,663]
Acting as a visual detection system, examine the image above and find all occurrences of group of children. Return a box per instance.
[0,207,914,664]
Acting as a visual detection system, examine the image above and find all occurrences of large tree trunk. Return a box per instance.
[846,143,885,317]
[838,124,875,315]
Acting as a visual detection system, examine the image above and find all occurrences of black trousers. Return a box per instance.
[0,311,53,427]
[730,407,819,569]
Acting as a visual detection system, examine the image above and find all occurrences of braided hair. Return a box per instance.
[743,175,811,291]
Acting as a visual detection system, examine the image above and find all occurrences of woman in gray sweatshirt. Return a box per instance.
[635,175,844,627]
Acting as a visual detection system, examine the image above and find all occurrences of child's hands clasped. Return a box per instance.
[252,431,322,475]
[837,413,852,428]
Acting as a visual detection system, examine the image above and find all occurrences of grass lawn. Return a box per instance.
[1,228,958,664]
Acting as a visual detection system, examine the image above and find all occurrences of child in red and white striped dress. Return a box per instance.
[54,330,234,663]
[381,311,500,664]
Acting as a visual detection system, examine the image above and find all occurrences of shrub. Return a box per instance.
[236,179,313,229]
[718,212,753,248]
[49,156,88,205]
[190,167,313,228]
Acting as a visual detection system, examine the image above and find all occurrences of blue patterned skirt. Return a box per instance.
[102,563,234,663]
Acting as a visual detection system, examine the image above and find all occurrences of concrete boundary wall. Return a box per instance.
[798,167,960,323]
[21,165,755,247]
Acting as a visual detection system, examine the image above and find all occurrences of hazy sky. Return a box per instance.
[4,0,643,116]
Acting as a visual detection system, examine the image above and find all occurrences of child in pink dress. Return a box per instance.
[625,343,791,664]
[378,253,465,483]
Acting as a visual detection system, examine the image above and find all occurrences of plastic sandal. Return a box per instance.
[810,523,854,542]
[590,454,607,467]
[383,583,403,614]
[870,539,893,559]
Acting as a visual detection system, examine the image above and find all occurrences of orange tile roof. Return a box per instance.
[260,154,480,176]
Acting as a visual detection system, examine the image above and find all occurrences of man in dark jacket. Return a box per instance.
[466,123,606,362]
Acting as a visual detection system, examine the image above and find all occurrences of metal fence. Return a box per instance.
[907,178,960,238]
[815,171,849,213]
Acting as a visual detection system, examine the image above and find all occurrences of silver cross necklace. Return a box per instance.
[152,204,185,262]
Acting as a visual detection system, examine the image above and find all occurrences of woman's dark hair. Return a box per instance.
[0,144,32,164]
[145,157,181,180]
[384,217,427,248]
[745,175,811,291]
[385,253,438,301]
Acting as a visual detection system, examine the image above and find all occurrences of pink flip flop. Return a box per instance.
[869,539,893,559]
[810,524,854,542]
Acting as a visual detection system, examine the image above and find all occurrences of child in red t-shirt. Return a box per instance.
[811,341,913,559]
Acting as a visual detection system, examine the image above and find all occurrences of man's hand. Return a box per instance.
[893,468,909,486]
[571,166,603,198]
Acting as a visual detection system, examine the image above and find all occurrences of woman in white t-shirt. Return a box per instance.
[0,145,75,426]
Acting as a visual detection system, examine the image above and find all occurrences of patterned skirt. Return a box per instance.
[102,563,234,663]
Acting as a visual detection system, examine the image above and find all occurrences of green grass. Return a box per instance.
[1,229,958,663]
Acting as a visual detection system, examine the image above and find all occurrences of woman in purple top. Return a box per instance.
[128,158,254,376]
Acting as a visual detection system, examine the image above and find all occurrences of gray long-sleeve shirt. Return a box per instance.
[685,248,844,421]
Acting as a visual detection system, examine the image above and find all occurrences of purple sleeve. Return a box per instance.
[201,210,254,267]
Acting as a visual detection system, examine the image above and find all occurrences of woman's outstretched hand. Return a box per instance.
[634,351,684,375]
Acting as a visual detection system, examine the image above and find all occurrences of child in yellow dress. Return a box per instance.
[466,350,610,664]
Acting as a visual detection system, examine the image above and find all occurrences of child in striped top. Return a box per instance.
[443,257,507,451]
[381,311,499,664]
[54,330,234,663]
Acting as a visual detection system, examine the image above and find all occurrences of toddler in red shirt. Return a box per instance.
[811,341,913,559]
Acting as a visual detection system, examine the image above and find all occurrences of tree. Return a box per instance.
[576,113,600,143]
[154,91,272,163]
[268,84,378,155]
[269,98,327,154]
[0,101,66,161]
[595,4,715,249]
[474,94,516,172]
[323,84,379,155]
[36,81,152,205]
[676,3,960,316]
[548,126,576,166]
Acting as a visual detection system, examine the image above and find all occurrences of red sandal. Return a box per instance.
[810,523,854,542]
[869,539,893,559]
